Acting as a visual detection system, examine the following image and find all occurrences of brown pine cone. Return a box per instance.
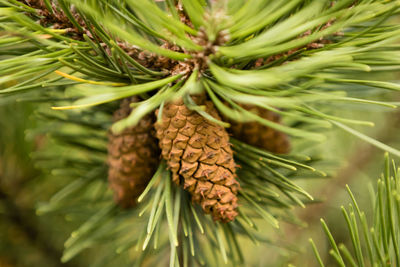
[154,96,239,222]
[107,97,160,208]
[229,105,291,154]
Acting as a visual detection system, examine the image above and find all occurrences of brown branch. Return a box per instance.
[19,0,84,39]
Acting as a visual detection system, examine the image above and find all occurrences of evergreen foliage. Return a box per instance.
[1,0,400,266]
[311,154,400,267]
[31,102,320,266]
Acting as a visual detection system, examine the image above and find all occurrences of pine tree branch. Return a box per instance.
[1,1,400,265]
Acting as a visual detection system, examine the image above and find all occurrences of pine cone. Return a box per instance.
[107,97,160,208]
[155,97,239,222]
[229,105,291,154]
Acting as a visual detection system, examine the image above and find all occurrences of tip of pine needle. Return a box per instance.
[51,106,76,110]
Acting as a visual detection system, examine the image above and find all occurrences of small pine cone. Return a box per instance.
[229,105,291,154]
[107,97,160,208]
[155,97,239,222]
